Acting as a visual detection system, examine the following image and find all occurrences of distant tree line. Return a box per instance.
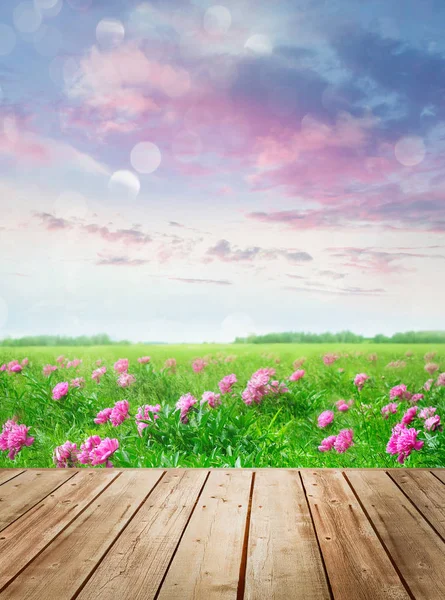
[0,334,132,347]
[234,330,445,344]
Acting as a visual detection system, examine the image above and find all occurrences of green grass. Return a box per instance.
[0,343,444,468]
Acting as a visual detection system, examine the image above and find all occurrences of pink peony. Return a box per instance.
[0,364,6,371]
[354,373,369,391]
[137,356,151,364]
[67,359,82,369]
[43,364,57,377]
[56,355,65,365]
[114,358,129,374]
[323,353,338,366]
[8,363,23,373]
[164,358,177,371]
[267,380,289,395]
[176,393,197,423]
[135,404,161,435]
[425,362,439,375]
[334,429,354,453]
[92,366,106,383]
[293,358,306,369]
[52,382,69,400]
[381,403,398,419]
[318,435,337,452]
[389,384,410,400]
[110,400,130,426]
[386,424,424,464]
[409,393,424,403]
[318,410,334,428]
[336,399,353,412]
[90,438,119,467]
[218,374,237,394]
[201,391,221,408]
[21,358,29,367]
[192,358,207,373]
[289,369,305,382]
[424,379,434,391]
[436,373,445,387]
[117,372,136,388]
[53,441,78,468]
[401,406,418,426]
[424,415,441,432]
[70,377,85,388]
[419,407,437,419]
[78,435,101,464]
[94,408,113,425]
[0,420,34,460]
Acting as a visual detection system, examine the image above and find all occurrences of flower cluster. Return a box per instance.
[135,404,161,436]
[319,429,354,453]
[386,424,424,464]
[176,393,198,423]
[94,400,130,426]
[218,374,237,394]
[0,420,34,460]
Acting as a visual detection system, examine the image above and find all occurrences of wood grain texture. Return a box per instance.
[346,470,445,600]
[0,470,118,591]
[244,470,330,600]
[158,470,252,600]
[0,470,164,600]
[301,470,410,600]
[0,470,24,486]
[389,469,445,540]
[0,470,75,532]
[431,469,445,484]
[76,469,208,600]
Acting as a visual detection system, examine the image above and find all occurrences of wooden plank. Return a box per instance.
[157,470,252,600]
[244,471,330,600]
[0,470,75,532]
[0,470,24,486]
[76,469,208,600]
[431,469,445,484]
[389,470,445,540]
[0,469,118,591]
[1,470,164,600]
[301,470,410,600]
[347,470,445,600]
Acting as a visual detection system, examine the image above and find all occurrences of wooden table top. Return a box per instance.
[0,468,444,599]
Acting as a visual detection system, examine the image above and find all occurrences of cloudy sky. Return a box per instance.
[0,0,444,342]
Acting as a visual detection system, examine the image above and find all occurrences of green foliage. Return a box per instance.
[235,330,445,344]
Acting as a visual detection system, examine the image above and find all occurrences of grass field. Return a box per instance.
[1,343,444,468]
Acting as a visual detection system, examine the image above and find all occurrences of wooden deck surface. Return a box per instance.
[0,469,444,599]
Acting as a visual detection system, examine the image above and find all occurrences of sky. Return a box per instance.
[0,0,445,343]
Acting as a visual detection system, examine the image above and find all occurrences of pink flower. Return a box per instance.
[401,406,418,426]
[419,407,437,419]
[201,391,221,408]
[52,382,69,401]
[323,353,338,366]
[386,424,424,464]
[368,353,378,362]
[381,403,398,419]
[241,368,276,405]
[53,441,78,468]
[56,355,65,365]
[389,384,410,400]
[138,356,151,364]
[0,420,34,460]
[354,373,369,391]
[409,393,424,403]
[334,429,354,453]
[117,372,136,388]
[110,400,129,426]
[192,358,207,373]
[21,358,29,367]
[336,399,353,412]
[96,359,102,366]
[424,415,441,432]
[78,435,101,464]
[114,358,129,374]
[71,377,85,388]
[67,359,82,369]
[94,408,113,425]
[318,410,334,428]
[43,364,57,377]
[424,379,434,391]
[425,362,439,375]
[424,351,436,362]
[0,364,6,371]
[436,373,445,387]
[267,380,289,395]
[8,363,23,373]
[218,374,237,394]
[318,435,337,452]
[92,366,106,383]
[176,393,197,423]
[386,360,406,369]
[289,369,305,382]
[164,358,177,372]
[135,404,161,435]
[293,358,306,369]
[90,438,119,467]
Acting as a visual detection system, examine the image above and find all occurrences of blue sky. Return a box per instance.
[0,0,444,342]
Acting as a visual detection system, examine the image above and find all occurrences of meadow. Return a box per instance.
[0,343,444,469]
